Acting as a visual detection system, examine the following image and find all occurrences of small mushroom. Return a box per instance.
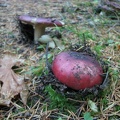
[39,35,65,49]
[38,35,55,49]
[19,15,64,44]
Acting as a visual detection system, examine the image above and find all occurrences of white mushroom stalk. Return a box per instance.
[34,24,45,42]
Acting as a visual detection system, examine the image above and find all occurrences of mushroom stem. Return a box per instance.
[34,25,45,43]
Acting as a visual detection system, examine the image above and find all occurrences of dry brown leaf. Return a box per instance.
[117,44,120,50]
[0,54,28,106]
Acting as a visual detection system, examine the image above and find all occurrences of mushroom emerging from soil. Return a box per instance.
[52,51,103,90]
[19,15,64,44]
[38,35,55,48]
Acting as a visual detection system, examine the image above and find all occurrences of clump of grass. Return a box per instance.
[65,25,96,41]
[93,45,104,56]
[45,85,75,112]
[30,62,45,76]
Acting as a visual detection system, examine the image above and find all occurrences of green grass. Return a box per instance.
[45,85,75,112]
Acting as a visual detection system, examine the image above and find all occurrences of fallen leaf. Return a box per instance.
[0,53,28,106]
[84,112,93,120]
[48,41,55,48]
[117,44,120,50]
[54,38,65,50]
[88,100,98,112]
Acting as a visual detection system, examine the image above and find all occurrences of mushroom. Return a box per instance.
[38,35,65,49]
[19,15,64,44]
[38,35,55,49]
[52,51,103,90]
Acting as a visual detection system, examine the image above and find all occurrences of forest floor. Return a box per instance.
[0,0,120,120]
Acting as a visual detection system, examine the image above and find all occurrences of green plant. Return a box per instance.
[30,52,53,76]
[31,66,44,76]
[57,117,63,120]
[45,85,75,111]
[110,68,119,80]
[101,98,109,108]
[83,112,93,120]
[93,45,104,56]
[53,26,64,33]
[66,26,95,41]
[30,60,45,76]
[37,44,45,50]
[78,2,93,7]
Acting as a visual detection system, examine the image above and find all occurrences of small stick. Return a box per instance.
[83,33,86,48]
[45,42,52,71]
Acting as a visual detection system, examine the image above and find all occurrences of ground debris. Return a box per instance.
[0,53,28,106]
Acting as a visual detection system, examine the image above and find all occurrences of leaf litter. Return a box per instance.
[0,53,28,106]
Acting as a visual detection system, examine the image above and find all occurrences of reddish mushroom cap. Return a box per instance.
[52,51,103,90]
[19,15,64,27]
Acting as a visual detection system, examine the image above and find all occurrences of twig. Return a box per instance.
[45,42,52,71]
